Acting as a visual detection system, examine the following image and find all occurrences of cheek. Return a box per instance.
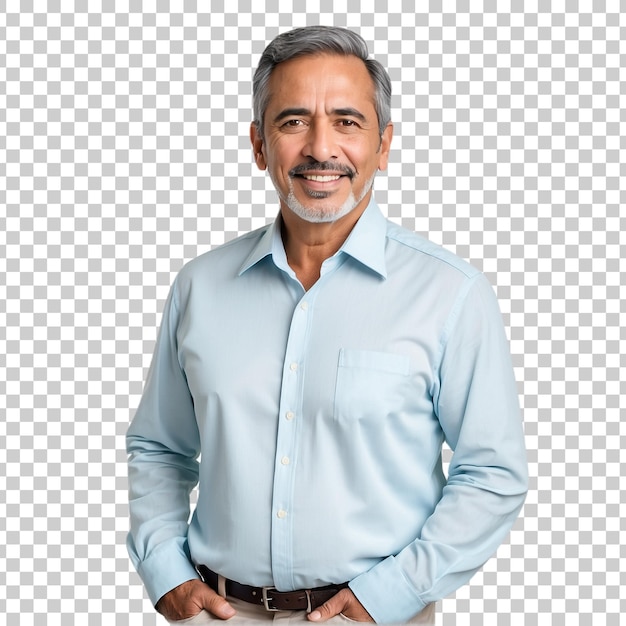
[267,148,297,174]
[343,139,379,167]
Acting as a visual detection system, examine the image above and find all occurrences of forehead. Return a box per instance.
[266,53,377,114]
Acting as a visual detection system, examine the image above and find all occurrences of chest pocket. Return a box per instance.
[334,349,411,422]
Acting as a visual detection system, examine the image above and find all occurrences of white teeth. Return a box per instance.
[302,175,341,182]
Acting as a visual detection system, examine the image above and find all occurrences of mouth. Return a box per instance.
[299,174,343,182]
[294,173,346,196]
[289,162,355,181]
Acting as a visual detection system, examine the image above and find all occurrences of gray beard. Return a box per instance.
[282,173,376,224]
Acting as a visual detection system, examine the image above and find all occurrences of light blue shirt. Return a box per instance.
[127,199,528,624]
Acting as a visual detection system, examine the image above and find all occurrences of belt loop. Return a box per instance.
[195,564,206,583]
[217,574,227,598]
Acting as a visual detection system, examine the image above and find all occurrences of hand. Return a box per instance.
[155,579,236,621]
[307,588,374,623]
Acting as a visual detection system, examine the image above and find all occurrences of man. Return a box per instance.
[127,26,528,625]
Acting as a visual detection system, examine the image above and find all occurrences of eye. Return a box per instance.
[338,119,359,128]
[279,119,307,133]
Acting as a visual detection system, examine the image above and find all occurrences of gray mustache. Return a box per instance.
[289,162,355,179]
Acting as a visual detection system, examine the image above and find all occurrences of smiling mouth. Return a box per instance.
[289,162,355,181]
[300,174,342,182]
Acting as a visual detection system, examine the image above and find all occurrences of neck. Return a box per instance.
[280,201,368,291]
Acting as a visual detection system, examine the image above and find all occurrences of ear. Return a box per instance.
[377,122,393,171]
[250,122,267,170]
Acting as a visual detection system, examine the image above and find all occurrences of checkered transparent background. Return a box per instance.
[1,2,624,625]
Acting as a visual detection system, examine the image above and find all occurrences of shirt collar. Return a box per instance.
[339,197,387,279]
[237,216,283,276]
[238,197,388,279]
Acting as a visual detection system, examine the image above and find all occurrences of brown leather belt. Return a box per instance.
[195,564,349,612]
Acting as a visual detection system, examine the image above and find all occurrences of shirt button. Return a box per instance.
[290,362,298,372]
[300,301,308,311]
[277,509,287,519]
[281,456,290,465]
[285,411,295,421]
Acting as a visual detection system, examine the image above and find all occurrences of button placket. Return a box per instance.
[270,294,314,589]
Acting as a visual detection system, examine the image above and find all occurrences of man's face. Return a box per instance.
[251,53,392,224]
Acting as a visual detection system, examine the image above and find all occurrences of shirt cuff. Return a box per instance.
[135,538,200,606]
[349,556,425,624]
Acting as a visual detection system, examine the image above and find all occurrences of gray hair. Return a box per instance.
[252,25,391,138]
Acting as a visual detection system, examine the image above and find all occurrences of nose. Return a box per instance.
[302,121,339,162]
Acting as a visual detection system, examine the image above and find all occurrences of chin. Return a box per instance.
[281,173,376,224]
[285,193,358,224]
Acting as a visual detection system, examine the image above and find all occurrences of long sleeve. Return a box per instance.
[349,273,529,623]
[126,278,201,605]
[125,204,529,619]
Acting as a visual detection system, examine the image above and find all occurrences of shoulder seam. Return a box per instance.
[385,227,479,280]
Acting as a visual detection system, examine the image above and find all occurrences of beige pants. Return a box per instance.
[168,590,436,625]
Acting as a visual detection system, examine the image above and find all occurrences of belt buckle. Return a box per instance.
[262,587,312,612]
[261,586,280,611]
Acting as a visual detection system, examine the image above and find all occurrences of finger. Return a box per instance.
[200,586,237,620]
[307,590,348,622]
[157,580,237,621]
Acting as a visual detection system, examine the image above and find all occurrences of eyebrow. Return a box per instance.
[272,107,368,124]
[332,108,367,122]
[273,108,311,124]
